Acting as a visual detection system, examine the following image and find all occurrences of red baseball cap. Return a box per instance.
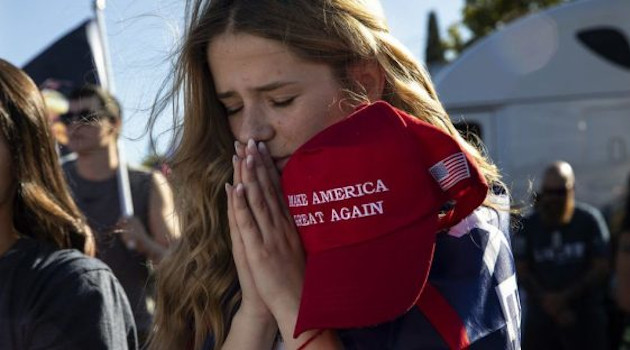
[281,101,488,337]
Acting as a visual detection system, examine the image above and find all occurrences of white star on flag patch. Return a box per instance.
[429,152,470,191]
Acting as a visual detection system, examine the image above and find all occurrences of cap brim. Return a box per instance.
[294,215,437,337]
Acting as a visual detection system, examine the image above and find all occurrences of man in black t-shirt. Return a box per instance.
[60,85,179,343]
[514,161,610,350]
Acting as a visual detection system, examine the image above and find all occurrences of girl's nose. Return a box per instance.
[234,104,274,143]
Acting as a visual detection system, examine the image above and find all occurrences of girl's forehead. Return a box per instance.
[207,33,331,89]
[208,33,293,61]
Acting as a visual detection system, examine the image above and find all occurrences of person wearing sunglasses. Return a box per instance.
[61,84,180,345]
[514,161,610,350]
[59,108,112,126]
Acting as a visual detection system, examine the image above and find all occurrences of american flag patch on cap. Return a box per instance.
[429,152,470,191]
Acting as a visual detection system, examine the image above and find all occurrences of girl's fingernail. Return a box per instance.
[246,154,254,168]
[258,141,267,154]
[234,141,240,154]
[232,155,238,164]
[236,183,244,195]
[247,138,256,152]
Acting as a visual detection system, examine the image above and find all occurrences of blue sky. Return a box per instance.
[1,0,463,165]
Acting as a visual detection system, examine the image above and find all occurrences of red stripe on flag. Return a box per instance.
[416,283,470,349]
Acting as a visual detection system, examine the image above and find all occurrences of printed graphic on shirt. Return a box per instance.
[532,230,587,264]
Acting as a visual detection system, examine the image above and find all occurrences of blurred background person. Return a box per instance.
[61,84,179,344]
[601,173,630,350]
[0,58,137,349]
[615,174,630,350]
[514,161,610,350]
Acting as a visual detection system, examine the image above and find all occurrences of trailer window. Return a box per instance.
[577,27,630,70]
[454,121,482,143]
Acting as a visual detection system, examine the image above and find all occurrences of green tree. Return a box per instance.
[141,152,167,169]
[425,11,446,65]
[447,0,565,55]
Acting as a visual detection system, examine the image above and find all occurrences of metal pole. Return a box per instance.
[93,0,135,223]
[93,0,115,92]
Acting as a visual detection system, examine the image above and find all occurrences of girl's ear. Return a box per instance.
[347,60,386,101]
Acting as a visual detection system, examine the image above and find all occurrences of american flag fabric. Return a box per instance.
[202,195,520,350]
[336,194,520,350]
[429,152,471,191]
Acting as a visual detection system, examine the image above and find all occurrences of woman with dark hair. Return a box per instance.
[0,58,138,349]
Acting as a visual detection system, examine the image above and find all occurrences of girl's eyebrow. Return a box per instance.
[216,81,298,99]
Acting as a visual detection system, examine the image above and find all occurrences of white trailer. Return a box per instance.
[435,0,630,209]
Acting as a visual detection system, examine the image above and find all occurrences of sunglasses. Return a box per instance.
[59,109,110,126]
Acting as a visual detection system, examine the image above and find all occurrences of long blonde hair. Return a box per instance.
[150,1,502,349]
[0,59,94,255]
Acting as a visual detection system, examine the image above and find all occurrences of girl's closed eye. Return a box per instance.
[272,96,296,107]
[223,103,243,116]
